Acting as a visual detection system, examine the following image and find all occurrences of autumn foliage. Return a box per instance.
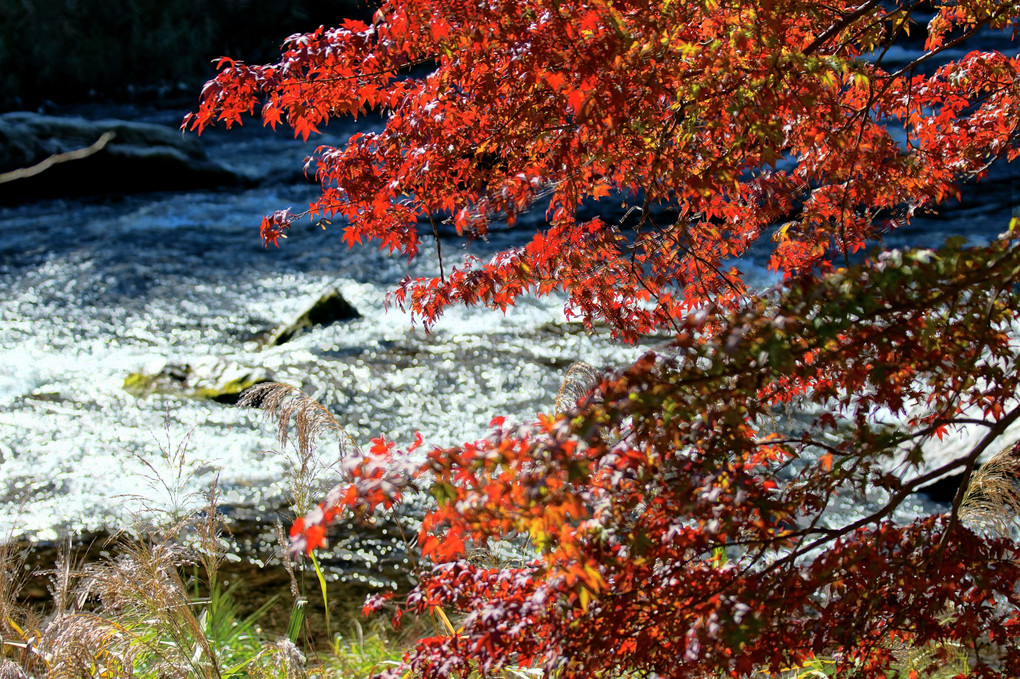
[189,0,1020,676]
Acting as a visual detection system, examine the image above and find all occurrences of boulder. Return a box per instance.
[263,288,361,347]
[123,357,270,403]
[0,111,244,202]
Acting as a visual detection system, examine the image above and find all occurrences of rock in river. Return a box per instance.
[123,357,271,403]
[0,111,244,202]
[263,288,361,347]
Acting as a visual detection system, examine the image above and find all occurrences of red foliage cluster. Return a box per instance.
[189,0,1020,676]
[187,0,1019,340]
[289,240,1020,677]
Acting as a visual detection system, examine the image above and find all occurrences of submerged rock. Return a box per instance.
[263,288,361,347]
[123,357,271,403]
[0,111,244,201]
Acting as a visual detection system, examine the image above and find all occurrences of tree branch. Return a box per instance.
[0,131,116,185]
[803,0,882,56]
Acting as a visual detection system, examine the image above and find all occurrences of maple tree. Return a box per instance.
[189,0,1020,676]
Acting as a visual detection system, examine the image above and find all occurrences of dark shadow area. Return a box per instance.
[0,0,379,111]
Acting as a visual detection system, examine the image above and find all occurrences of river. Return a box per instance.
[0,106,652,548]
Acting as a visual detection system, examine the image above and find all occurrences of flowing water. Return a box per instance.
[0,26,1017,589]
[0,109,653,550]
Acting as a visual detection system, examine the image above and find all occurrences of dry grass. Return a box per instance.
[555,362,603,415]
[239,383,360,515]
[0,398,396,678]
[0,523,319,678]
[0,539,42,676]
[960,441,1020,539]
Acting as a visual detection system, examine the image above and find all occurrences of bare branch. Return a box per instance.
[0,131,116,185]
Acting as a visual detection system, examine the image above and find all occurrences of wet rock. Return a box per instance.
[264,288,361,347]
[537,320,587,336]
[123,357,271,403]
[916,471,966,503]
[22,390,64,403]
[0,111,245,202]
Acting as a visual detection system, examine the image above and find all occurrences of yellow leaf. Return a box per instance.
[774,223,793,242]
[434,606,459,636]
[579,585,591,611]
[583,563,605,592]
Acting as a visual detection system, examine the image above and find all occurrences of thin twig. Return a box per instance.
[0,131,116,184]
[429,214,446,281]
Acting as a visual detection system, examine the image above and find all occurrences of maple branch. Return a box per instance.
[803,0,882,57]
[866,5,916,70]
[640,217,746,305]
[0,131,116,185]
[429,214,446,281]
[201,6,1020,673]
[723,259,1020,580]
[766,412,1020,579]
[823,0,928,65]
[276,57,435,87]
[883,11,1009,81]
[939,288,1020,547]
